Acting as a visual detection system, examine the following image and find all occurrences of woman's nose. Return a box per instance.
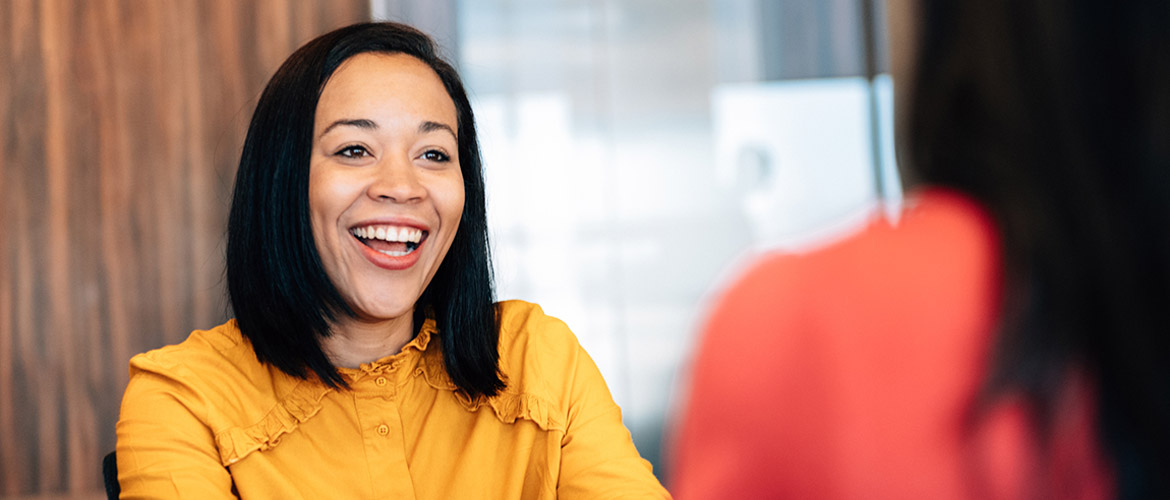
[368,157,425,203]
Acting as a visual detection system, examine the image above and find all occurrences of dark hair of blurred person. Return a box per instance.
[226,22,502,395]
[910,1,1170,497]
[671,0,1169,498]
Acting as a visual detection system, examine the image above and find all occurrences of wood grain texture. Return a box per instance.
[0,0,368,495]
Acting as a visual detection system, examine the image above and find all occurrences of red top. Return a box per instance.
[671,190,1111,499]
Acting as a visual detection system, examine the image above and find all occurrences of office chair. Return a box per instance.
[103,450,119,500]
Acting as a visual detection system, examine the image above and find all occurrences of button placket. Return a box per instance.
[344,351,421,496]
[361,366,400,444]
[353,377,414,496]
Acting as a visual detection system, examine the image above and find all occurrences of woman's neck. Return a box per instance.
[320,313,416,369]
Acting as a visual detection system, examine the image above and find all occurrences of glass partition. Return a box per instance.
[454,0,897,479]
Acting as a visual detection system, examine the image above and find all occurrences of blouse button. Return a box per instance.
[376,424,389,436]
[375,377,388,386]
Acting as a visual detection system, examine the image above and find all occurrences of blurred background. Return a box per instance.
[0,0,898,497]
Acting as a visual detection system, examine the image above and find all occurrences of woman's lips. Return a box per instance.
[349,222,430,270]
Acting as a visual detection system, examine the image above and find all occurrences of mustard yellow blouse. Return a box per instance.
[116,300,669,499]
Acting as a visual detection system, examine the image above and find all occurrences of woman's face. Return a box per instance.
[309,52,464,324]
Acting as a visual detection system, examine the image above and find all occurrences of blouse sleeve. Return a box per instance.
[555,340,672,499]
[116,363,236,499]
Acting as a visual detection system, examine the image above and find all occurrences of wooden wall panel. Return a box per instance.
[0,0,368,496]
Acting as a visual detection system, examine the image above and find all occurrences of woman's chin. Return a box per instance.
[346,302,416,325]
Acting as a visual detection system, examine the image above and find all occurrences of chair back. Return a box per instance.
[102,451,119,500]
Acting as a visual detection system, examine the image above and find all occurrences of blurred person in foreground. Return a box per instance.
[115,22,668,499]
[671,0,1169,498]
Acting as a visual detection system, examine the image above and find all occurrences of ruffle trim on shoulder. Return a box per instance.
[459,391,566,433]
[409,320,565,433]
[413,336,564,432]
[213,381,333,466]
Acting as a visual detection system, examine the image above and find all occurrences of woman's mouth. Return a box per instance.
[350,224,428,257]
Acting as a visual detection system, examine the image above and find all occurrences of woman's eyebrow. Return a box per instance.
[419,120,456,139]
[318,119,454,140]
[319,118,377,138]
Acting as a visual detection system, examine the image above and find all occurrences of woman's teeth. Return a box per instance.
[351,225,424,243]
[351,225,425,256]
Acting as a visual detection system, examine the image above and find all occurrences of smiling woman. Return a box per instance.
[114,22,669,499]
[308,53,467,366]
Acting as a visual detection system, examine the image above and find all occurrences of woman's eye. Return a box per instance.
[335,145,370,159]
[422,150,450,162]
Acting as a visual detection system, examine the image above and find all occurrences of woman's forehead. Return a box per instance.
[315,52,457,132]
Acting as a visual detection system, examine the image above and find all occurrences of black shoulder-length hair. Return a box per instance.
[907,0,1170,496]
[226,22,504,398]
